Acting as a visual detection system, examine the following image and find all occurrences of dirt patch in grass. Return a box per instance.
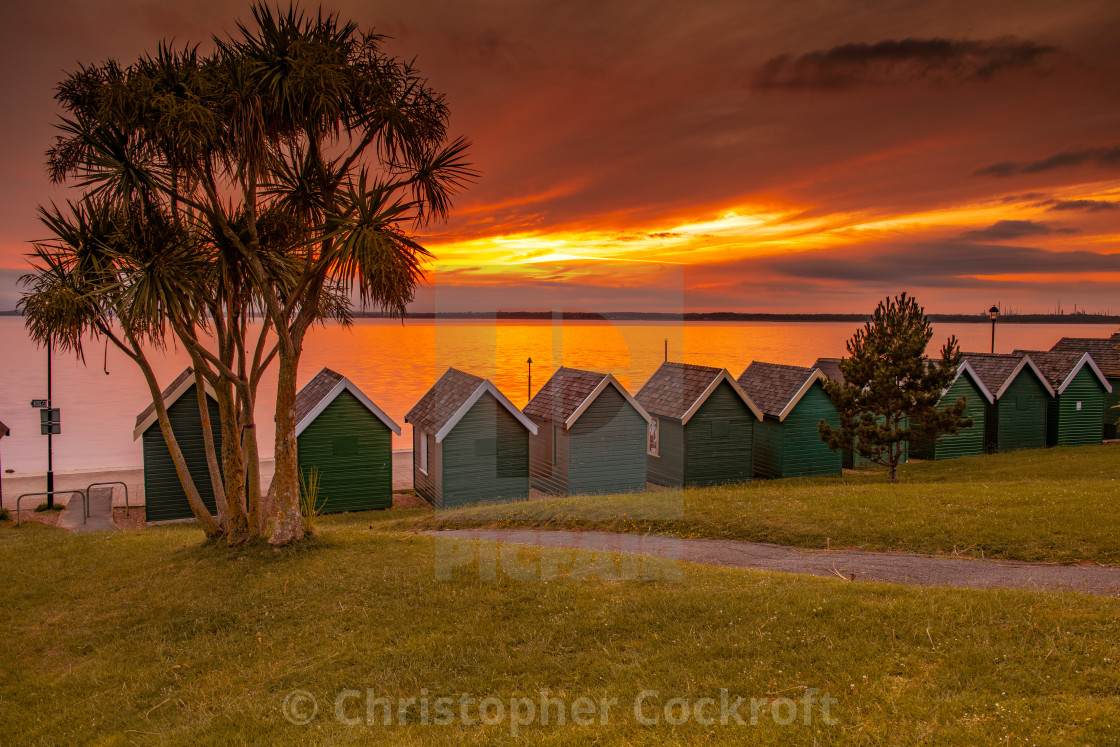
[392,490,431,510]
[112,507,145,530]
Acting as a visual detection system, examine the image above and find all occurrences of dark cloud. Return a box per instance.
[752,37,1057,91]
[975,145,1120,177]
[1045,199,1119,212]
[961,220,1077,241]
[762,242,1120,286]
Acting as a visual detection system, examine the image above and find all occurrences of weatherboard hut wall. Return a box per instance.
[297,390,393,512]
[142,384,223,523]
[683,380,754,486]
[752,418,784,479]
[1048,367,1106,447]
[912,374,986,460]
[567,385,648,495]
[646,417,685,487]
[992,369,1049,452]
[777,383,842,478]
[529,419,571,494]
[441,392,530,508]
[412,429,440,506]
[1104,378,1120,439]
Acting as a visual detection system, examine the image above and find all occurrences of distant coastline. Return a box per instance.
[3,308,1119,324]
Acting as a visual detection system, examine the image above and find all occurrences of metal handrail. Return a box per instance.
[15,490,87,527]
[86,481,129,517]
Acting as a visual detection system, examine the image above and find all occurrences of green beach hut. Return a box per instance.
[525,367,651,495]
[962,353,1054,453]
[132,368,222,523]
[1051,334,1120,438]
[294,368,401,513]
[635,361,763,487]
[1014,350,1112,447]
[736,362,842,479]
[909,359,992,460]
[405,367,537,508]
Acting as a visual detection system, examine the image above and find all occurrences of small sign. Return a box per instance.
[41,423,61,435]
[30,399,48,408]
[40,408,61,425]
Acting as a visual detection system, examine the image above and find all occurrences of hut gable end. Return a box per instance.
[736,361,824,421]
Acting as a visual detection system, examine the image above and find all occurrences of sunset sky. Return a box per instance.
[2,0,1120,314]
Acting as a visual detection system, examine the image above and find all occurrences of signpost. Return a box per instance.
[29,341,59,506]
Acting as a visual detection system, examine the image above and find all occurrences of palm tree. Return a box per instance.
[36,3,474,544]
[22,197,224,537]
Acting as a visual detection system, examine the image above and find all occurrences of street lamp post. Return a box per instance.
[988,305,1000,353]
[527,357,532,403]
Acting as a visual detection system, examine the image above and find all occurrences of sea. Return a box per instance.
[0,316,1114,474]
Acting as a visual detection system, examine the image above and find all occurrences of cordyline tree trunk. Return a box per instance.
[269,347,304,544]
[192,366,229,531]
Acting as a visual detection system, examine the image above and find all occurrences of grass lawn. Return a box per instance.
[404,445,1120,565]
[1,513,1118,744]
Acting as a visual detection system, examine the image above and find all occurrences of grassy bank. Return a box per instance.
[0,516,1118,744]
[404,445,1120,565]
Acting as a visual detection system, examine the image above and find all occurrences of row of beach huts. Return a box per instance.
[135,333,1120,521]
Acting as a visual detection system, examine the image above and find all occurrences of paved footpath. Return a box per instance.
[57,486,117,532]
[433,529,1120,597]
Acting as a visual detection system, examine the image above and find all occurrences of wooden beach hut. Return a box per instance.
[1014,350,1112,447]
[294,368,401,513]
[961,353,1054,453]
[1051,334,1120,438]
[524,367,651,495]
[132,368,222,523]
[635,361,763,487]
[736,362,842,479]
[909,359,992,460]
[405,368,536,508]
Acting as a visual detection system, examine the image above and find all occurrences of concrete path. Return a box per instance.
[433,529,1120,597]
[58,486,117,532]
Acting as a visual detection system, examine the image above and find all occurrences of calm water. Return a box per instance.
[0,316,1114,473]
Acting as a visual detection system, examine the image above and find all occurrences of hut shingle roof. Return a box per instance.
[635,362,723,420]
[1050,335,1120,377]
[134,367,196,430]
[523,367,608,424]
[405,368,486,435]
[1011,350,1085,390]
[812,357,844,383]
[736,361,820,419]
[294,367,400,436]
[0,419,8,438]
[294,368,344,425]
[960,353,1027,396]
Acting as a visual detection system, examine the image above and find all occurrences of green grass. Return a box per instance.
[403,445,1120,565]
[0,515,1117,744]
[33,502,65,513]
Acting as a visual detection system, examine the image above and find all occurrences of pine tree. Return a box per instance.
[818,293,972,483]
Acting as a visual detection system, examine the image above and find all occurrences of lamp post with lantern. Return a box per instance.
[988,305,1000,353]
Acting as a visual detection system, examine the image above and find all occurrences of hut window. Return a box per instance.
[333,435,359,456]
[711,420,730,439]
[475,438,497,457]
[419,432,428,475]
[648,417,660,457]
